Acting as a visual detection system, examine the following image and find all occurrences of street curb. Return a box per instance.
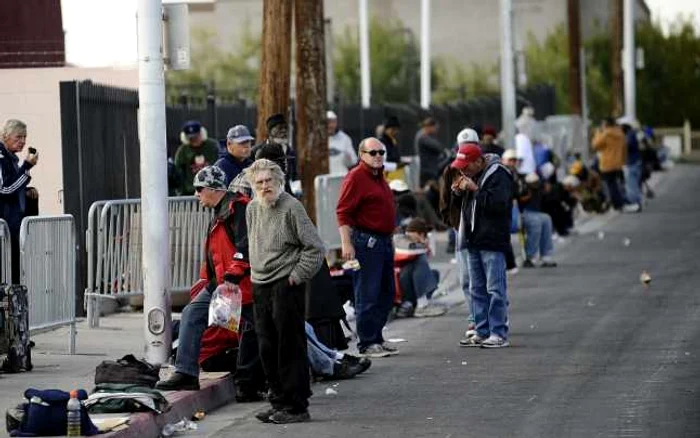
[101,374,235,438]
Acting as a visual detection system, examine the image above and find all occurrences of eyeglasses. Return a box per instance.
[195,187,205,193]
[362,149,386,157]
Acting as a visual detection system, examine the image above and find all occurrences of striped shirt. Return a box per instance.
[246,191,325,285]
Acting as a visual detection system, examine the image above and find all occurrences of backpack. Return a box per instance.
[0,284,33,373]
[6,388,99,436]
[94,354,160,388]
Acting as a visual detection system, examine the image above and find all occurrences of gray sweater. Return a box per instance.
[246,191,325,285]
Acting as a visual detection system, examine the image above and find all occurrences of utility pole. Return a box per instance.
[137,0,171,365]
[359,0,371,108]
[500,0,516,150]
[567,0,582,115]
[611,0,623,117]
[295,0,328,220]
[325,18,335,106]
[257,0,292,140]
[420,0,431,109]
[623,0,636,120]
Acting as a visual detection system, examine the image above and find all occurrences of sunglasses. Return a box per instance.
[363,149,386,157]
[195,187,205,193]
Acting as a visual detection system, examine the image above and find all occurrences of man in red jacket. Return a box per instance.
[336,137,398,358]
[156,166,264,400]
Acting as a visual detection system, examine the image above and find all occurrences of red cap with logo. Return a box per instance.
[451,144,483,170]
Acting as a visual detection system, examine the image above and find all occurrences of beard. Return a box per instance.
[257,187,282,208]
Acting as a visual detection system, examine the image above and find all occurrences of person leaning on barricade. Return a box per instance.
[336,137,399,359]
[0,119,39,283]
[156,166,266,402]
[244,159,325,424]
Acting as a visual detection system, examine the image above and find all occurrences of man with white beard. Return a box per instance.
[244,159,325,424]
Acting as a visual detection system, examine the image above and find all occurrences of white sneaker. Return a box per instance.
[481,335,510,348]
[623,203,641,213]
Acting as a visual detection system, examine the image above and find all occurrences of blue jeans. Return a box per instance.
[467,250,508,339]
[175,288,212,377]
[522,210,554,259]
[398,254,439,305]
[352,231,395,350]
[624,161,642,205]
[456,248,475,325]
[305,322,337,376]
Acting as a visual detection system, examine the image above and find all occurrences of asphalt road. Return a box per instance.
[187,164,700,438]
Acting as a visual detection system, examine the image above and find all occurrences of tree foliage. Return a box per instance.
[524,19,700,126]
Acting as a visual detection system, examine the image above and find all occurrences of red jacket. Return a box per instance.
[192,192,252,364]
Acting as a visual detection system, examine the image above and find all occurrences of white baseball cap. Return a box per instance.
[525,173,540,184]
[502,149,518,160]
[456,128,480,145]
[327,110,338,120]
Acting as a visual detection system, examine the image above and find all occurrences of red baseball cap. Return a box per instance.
[451,144,482,170]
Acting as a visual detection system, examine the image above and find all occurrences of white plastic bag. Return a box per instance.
[208,283,242,334]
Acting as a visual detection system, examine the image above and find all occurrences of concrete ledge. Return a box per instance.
[101,373,235,438]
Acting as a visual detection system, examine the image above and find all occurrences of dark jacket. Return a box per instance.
[439,166,462,230]
[379,133,401,164]
[455,154,513,253]
[0,142,33,234]
[214,154,253,186]
[415,131,445,184]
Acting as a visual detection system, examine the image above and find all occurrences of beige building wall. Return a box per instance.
[188,0,649,67]
[0,67,138,215]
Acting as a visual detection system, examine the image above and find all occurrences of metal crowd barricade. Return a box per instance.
[85,196,212,328]
[19,215,77,354]
[0,219,11,284]
[314,174,345,251]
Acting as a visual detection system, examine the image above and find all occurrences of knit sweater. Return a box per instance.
[247,191,325,285]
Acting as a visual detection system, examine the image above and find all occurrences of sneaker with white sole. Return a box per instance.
[380,343,400,355]
[481,335,509,348]
[360,344,396,358]
[459,334,484,347]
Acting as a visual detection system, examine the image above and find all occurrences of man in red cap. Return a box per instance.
[480,125,505,157]
[450,129,513,348]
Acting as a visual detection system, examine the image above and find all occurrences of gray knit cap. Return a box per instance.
[228,172,253,198]
[193,165,227,191]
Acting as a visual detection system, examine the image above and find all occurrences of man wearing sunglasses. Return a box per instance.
[336,138,398,358]
[450,129,513,349]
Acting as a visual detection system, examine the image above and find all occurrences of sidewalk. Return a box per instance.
[0,168,671,436]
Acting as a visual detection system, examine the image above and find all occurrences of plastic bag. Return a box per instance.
[207,283,242,334]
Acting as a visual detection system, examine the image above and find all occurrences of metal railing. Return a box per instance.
[85,196,212,328]
[19,215,77,354]
[0,219,11,284]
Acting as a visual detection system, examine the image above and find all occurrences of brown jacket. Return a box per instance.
[592,127,626,172]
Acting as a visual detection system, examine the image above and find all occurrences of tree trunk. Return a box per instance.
[567,0,582,115]
[257,0,292,140]
[611,0,623,118]
[294,0,328,222]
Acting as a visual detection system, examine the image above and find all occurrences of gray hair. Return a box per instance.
[357,137,384,158]
[2,119,27,140]
[244,158,286,188]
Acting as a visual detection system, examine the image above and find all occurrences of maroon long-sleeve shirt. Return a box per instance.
[336,162,396,235]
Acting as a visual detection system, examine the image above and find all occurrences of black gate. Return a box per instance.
[59,81,140,314]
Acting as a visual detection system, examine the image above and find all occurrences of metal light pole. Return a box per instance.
[623,0,636,120]
[420,0,431,109]
[359,0,371,108]
[137,0,171,365]
[500,0,516,149]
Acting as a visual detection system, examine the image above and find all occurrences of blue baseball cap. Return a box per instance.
[226,125,255,143]
[182,120,202,137]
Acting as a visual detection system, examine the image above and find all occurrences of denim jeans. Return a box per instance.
[522,210,554,260]
[467,249,508,339]
[398,254,439,306]
[305,322,337,376]
[601,170,625,210]
[624,161,642,205]
[456,249,475,325]
[352,231,395,350]
[175,289,212,377]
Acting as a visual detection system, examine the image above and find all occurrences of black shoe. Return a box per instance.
[155,372,200,391]
[342,354,371,374]
[522,259,535,268]
[255,407,278,423]
[270,410,311,424]
[328,360,364,380]
[540,261,557,268]
[235,387,266,403]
